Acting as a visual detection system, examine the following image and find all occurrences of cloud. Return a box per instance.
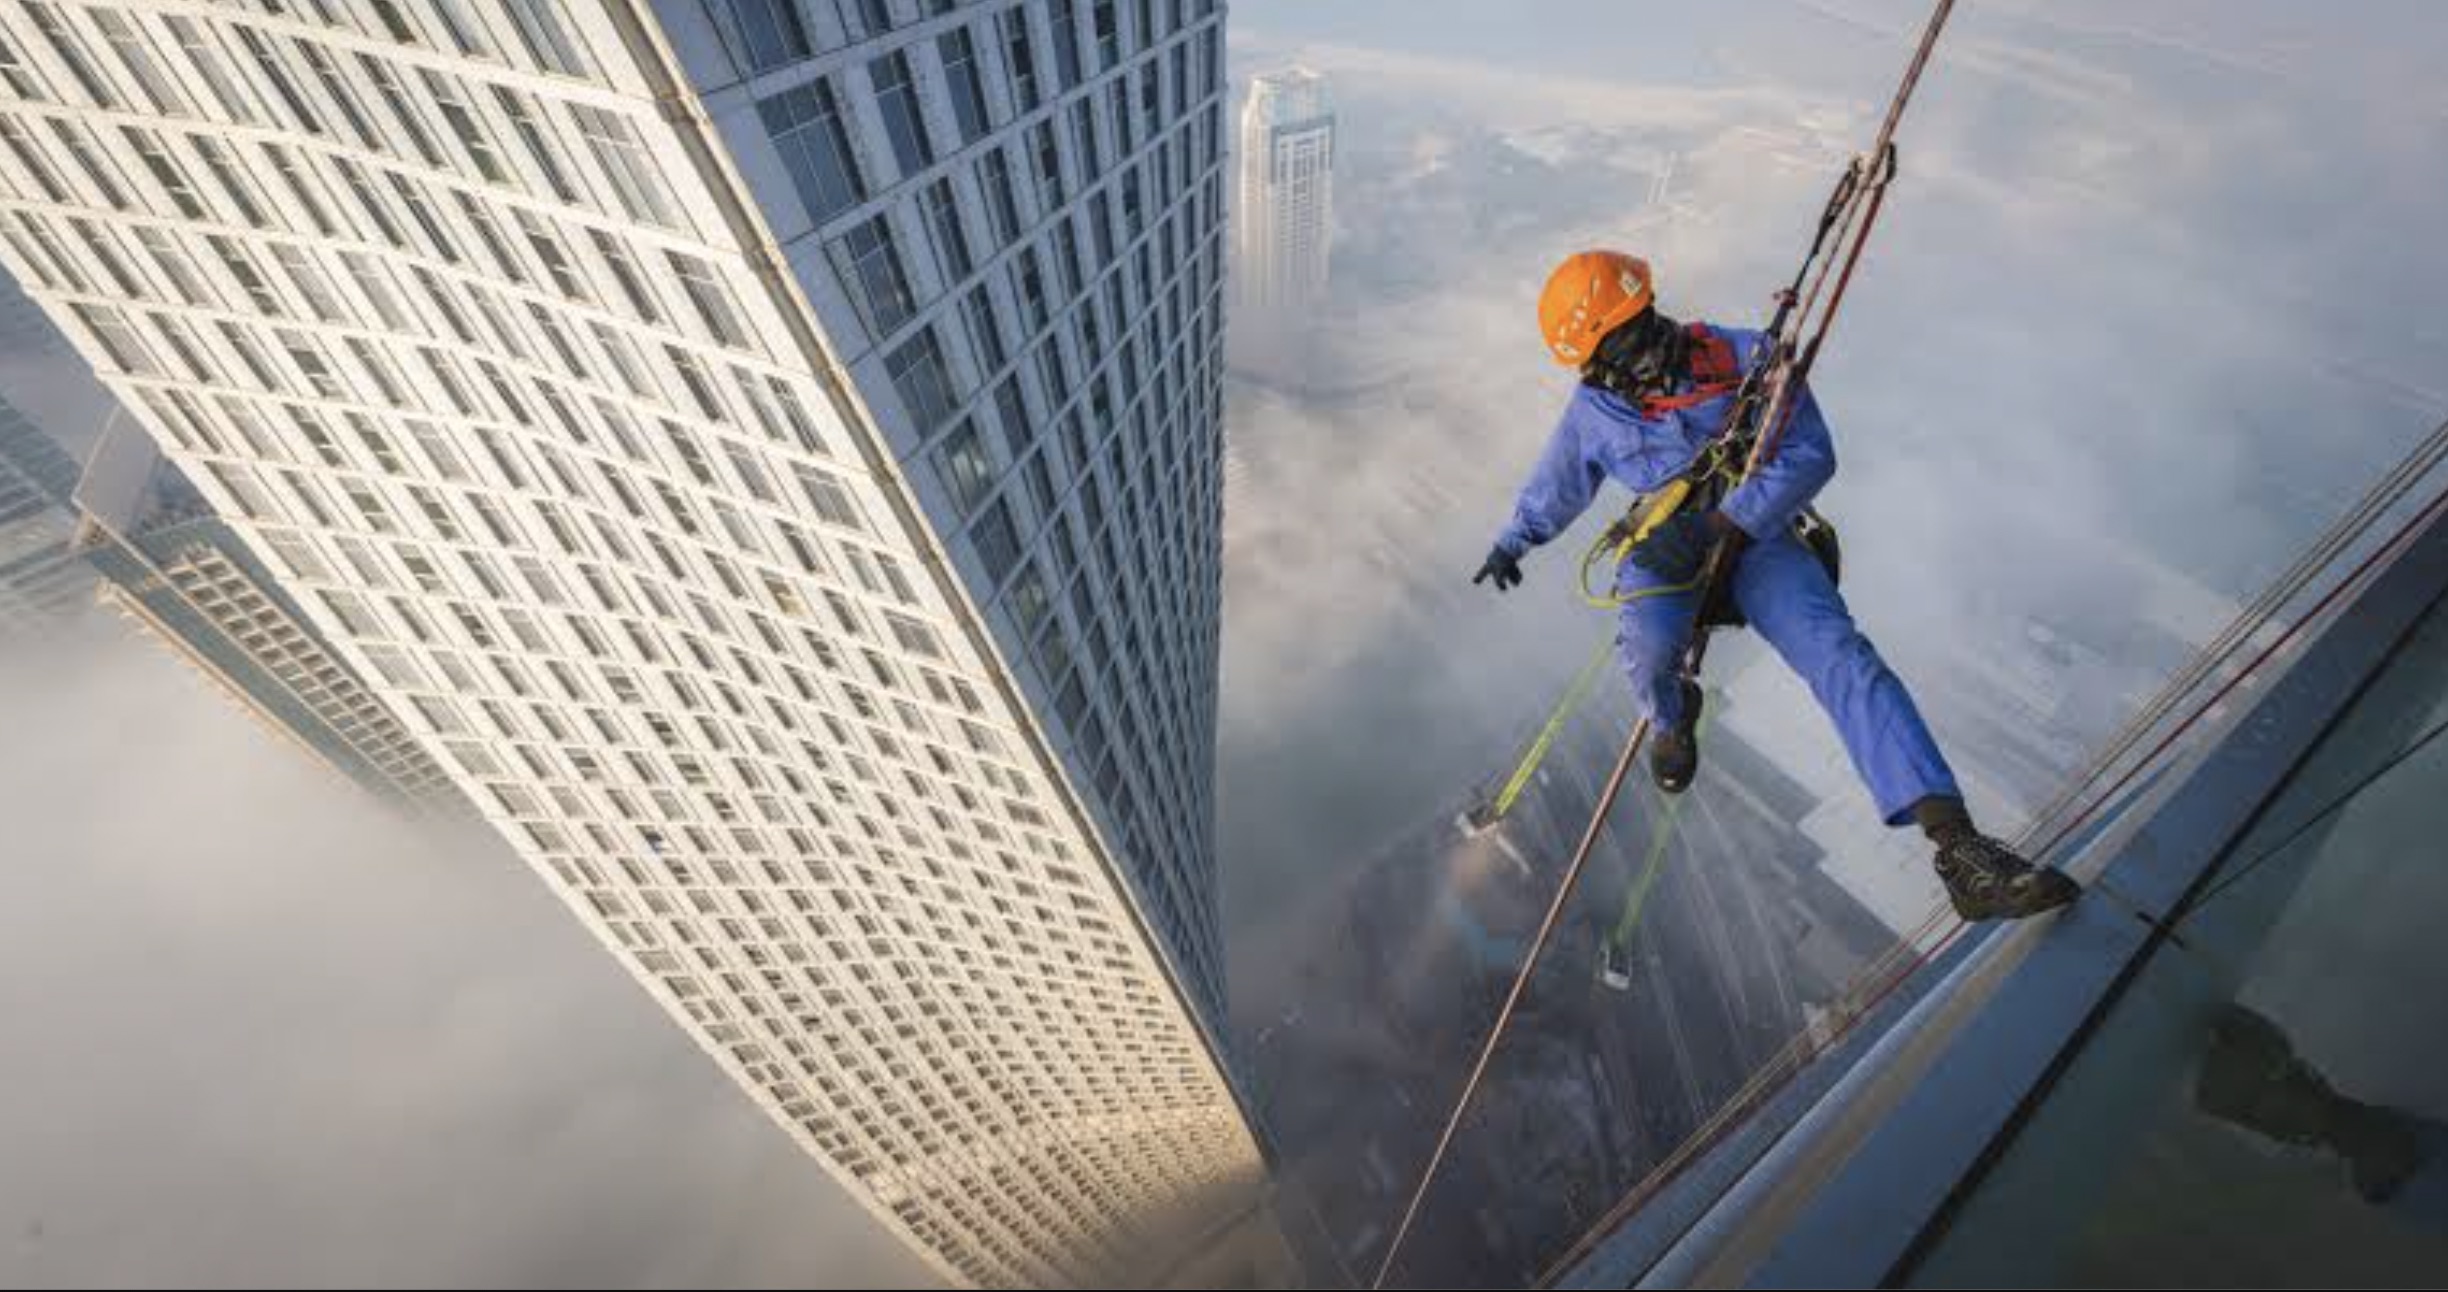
[0,632,933,1289]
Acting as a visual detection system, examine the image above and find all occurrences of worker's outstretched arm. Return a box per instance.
[1720,382,1836,540]
[1493,400,1606,559]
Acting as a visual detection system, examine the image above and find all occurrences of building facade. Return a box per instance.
[0,0,1250,1284]
[75,413,470,812]
[1235,67,1330,314]
[0,391,98,636]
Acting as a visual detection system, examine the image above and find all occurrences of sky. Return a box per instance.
[1,0,2445,1286]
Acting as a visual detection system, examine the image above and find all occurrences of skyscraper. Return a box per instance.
[0,390,97,637]
[1235,68,1333,314]
[0,0,1250,1284]
[75,413,468,813]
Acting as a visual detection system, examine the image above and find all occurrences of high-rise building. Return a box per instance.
[0,0,1251,1284]
[0,391,97,636]
[1235,68,1332,314]
[74,414,468,813]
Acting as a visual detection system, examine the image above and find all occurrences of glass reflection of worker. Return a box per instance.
[2197,1003,2447,1222]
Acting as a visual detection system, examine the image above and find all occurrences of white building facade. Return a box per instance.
[1234,66,1329,314]
[0,0,1250,1285]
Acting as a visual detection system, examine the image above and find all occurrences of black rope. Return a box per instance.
[2181,710,2448,917]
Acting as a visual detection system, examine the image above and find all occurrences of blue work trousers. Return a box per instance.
[1617,532,1959,825]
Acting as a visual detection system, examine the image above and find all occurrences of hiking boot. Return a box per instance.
[1934,833,2080,922]
[1650,679,1703,795]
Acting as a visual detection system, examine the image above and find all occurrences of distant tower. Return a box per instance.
[0,393,96,638]
[1238,69,1336,314]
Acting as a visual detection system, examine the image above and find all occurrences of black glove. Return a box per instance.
[1473,546,1524,593]
[1630,511,1735,584]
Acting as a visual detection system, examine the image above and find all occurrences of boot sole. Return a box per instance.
[1948,872,2082,923]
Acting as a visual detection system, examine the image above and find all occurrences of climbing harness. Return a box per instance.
[1373,3,1964,1285]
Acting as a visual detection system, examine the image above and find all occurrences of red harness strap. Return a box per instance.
[1638,324,1743,415]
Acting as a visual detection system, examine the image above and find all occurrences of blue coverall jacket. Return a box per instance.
[1492,326,1959,825]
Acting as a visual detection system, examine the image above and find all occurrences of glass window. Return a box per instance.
[0,124,65,204]
[262,143,335,235]
[1046,0,1082,89]
[456,192,526,283]
[361,54,442,165]
[0,28,46,101]
[885,328,958,433]
[233,26,317,133]
[272,244,343,321]
[978,148,1023,243]
[517,212,588,301]
[1092,0,1120,68]
[93,10,184,114]
[502,0,590,77]
[960,287,1005,373]
[493,86,576,202]
[828,214,915,339]
[72,303,154,374]
[429,0,494,57]
[992,376,1034,458]
[668,250,749,348]
[758,79,864,223]
[1030,120,1065,208]
[121,128,203,218]
[300,45,379,149]
[570,105,679,228]
[422,69,510,184]
[27,3,113,108]
[1072,96,1102,180]
[970,496,1023,582]
[387,172,458,262]
[712,0,809,73]
[999,10,1040,112]
[368,0,422,44]
[135,227,211,304]
[48,119,125,210]
[590,229,659,321]
[1012,245,1048,332]
[850,0,893,39]
[869,50,934,176]
[1910,595,2448,1288]
[919,177,973,284]
[936,416,996,514]
[938,27,991,145]
[166,17,254,122]
[191,136,265,227]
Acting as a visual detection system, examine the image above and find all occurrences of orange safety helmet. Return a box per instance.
[1537,250,1654,367]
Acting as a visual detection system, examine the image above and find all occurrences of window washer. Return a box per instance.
[1473,250,2078,923]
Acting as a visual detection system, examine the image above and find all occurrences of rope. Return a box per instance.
[1369,3,1966,1284]
[1485,638,1619,823]
[1370,719,1654,1288]
[2017,417,2448,856]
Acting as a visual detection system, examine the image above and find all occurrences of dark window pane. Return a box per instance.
[936,416,997,514]
[971,497,1022,581]
[937,28,990,144]
[869,50,933,175]
[828,214,915,338]
[715,0,810,73]
[758,80,864,222]
[885,327,957,432]
[921,178,973,283]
